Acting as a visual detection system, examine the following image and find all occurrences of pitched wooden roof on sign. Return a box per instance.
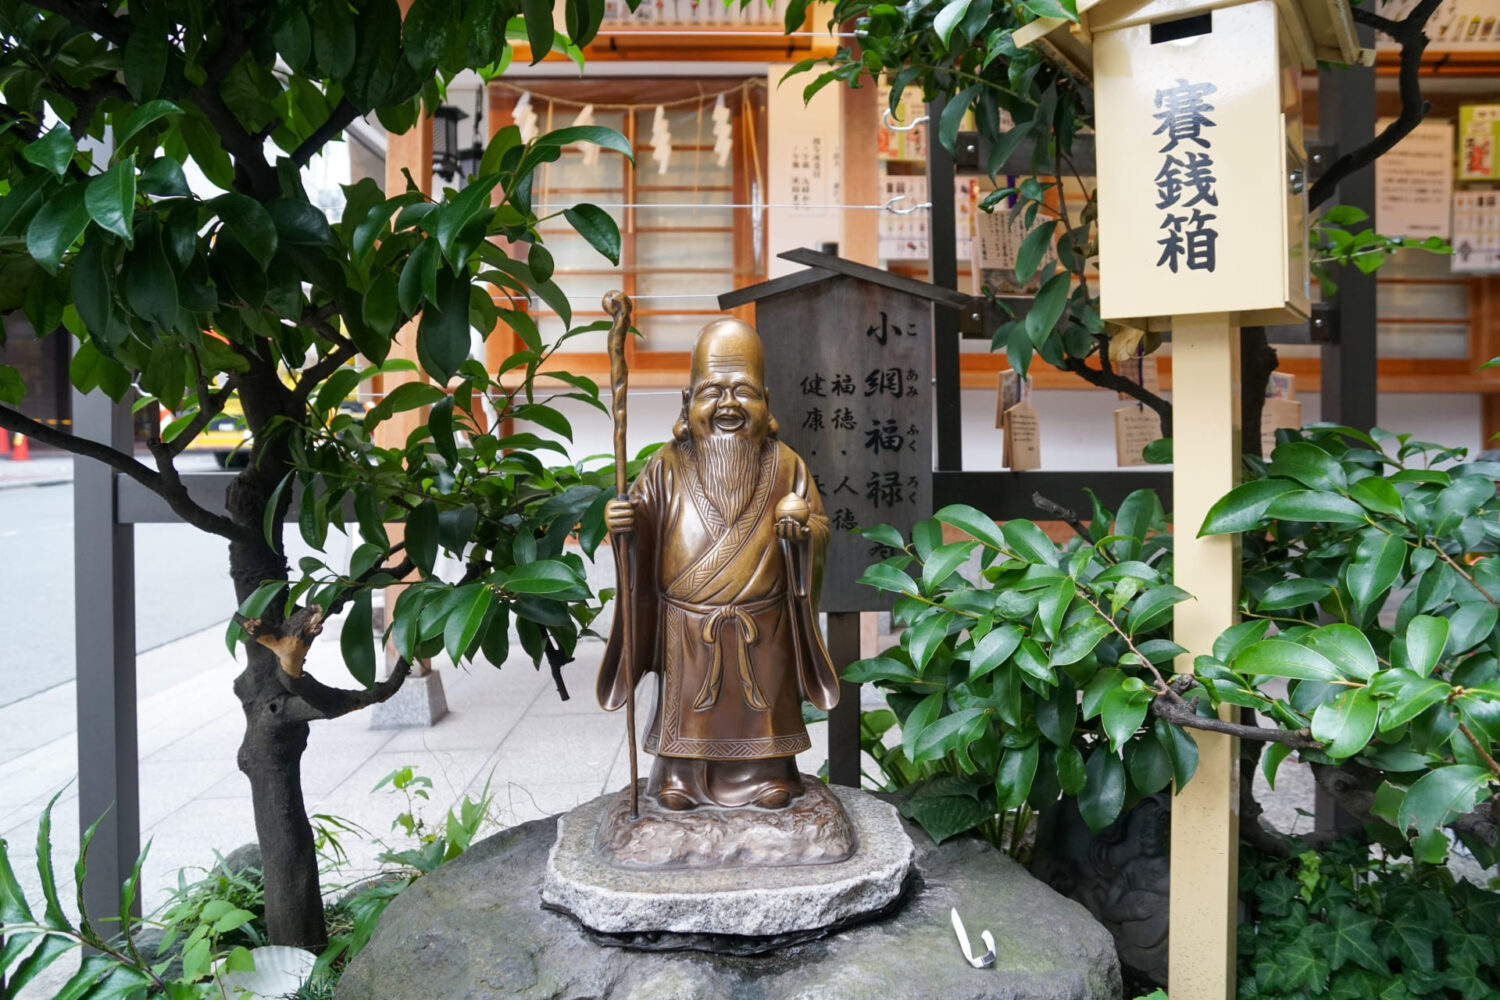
[718,248,975,311]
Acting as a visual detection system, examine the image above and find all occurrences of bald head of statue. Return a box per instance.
[678,318,777,445]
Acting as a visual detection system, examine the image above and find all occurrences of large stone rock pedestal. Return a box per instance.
[544,783,909,938]
[336,799,1122,1000]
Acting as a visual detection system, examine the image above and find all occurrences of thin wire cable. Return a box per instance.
[533,200,928,211]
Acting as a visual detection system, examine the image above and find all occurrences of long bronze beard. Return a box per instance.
[689,432,764,524]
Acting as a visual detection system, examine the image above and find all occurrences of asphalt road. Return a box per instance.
[0,469,330,707]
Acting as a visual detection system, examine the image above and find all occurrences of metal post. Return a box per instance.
[1317,27,1378,434]
[1315,28,1376,838]
[825,612,862,787]
[926,97,964,472]
[1169,314,1242,1000]
[71,379,139,925]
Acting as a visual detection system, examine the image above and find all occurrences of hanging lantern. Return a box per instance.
[514,91,539,144]
[651,104,671,175]
[711,93,732,168]
[432,105,467,182]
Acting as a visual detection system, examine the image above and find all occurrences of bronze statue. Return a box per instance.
[598,312,841,812]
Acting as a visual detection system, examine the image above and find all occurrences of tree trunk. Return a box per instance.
[225,374,327,948]
[1239,327,1279,460]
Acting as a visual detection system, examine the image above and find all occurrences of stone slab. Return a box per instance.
[593,776,856,869]
[544,784,909,936]
[370,670,448,729]
[336,801,1122,1000]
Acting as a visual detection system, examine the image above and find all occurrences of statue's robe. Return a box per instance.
[597,437,840,760]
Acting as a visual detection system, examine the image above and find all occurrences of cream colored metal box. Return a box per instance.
[1093,0,1310,326]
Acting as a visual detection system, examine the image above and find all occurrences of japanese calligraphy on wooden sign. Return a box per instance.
[1093,0,1309,324]
[728,271,934,612]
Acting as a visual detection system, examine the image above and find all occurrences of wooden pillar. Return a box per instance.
[840,59,879,268]
[379,81,432,664]
[1169,313,1242,1000]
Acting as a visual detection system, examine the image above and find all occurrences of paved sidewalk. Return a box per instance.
[0,611,840,997]
[0,453,73,490]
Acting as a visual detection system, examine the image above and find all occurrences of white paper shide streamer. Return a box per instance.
[651,104,672,175]
[711,93,732,167]
[513,91,539,144]
[572,103,598,165]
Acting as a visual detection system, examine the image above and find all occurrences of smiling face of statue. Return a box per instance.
[686,320,771,445]
[684,320,772,521]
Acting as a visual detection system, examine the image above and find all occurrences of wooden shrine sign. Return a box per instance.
[720,249,970,612]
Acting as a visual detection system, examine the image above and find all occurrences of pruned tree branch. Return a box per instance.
[291,97,361,169]
[1307,0,1443,210]
[1151,694,1323,748]
[27,0,127,45]
[1031,491,1092,542]
[0,403,250,542]
[279,656,413,724]
[1062,355,1174,438]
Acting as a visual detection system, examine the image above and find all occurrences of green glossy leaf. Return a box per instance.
[1406,614,1449,678]
[444,584,494,664]
[921,540,975,591]
[934,0,975,45]
[1396,764,1493,833]
[934,504,1005,549]
[1348,476,1405,519]
[501,559,587,596]
[1056,744,1086,794]
[1303,624,1378,681]
[1014,220,1056,284]
[1373,669,1450,731]
[1268,440,1347,491]
[340,590,375,686]
[417,269,472,383]
[535,125,634,162]
[1255,578,1332,611]
[900,691,944,764]
[1125,733,1173,795]
[1078,747,1126,831]
[1036,577,1074,640]
[407,500,439,576]
[25,184,89,274]
[1101,683,1151,751]
[1198,479,1299,535]
[1261,742,1292,790]
[843,656,919,684]
[1346,529,1405,612]
[1311,688,1378,758]
[1001,518,1058,566]
[995,740,1039,809]
[23,125,76,177]
[911,707,985,764]
[1446,602,1498,655]
[1154,720,1198,789]
[858,562,919,596]
[212,193,279,261]
[1036,679,1077,746]
[1051,616,1112,666]
[116,99,183,148]
[1125,584,1191,635]
[84,157,137,241]
[563,204,621,266]
[1263,490,1369,525]
[1234,639,1341,681]
[0,364,23,406]
[970,624,1021,681]
[907,611,953,672]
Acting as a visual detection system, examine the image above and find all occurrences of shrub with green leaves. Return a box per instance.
[1200,426,1500,866]
[852,425,1500,864]
[849,492,1199,845]
[1238,840,1500,1000]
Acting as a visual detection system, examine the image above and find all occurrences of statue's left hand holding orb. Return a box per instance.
[606,496,637,536]
[774,493,810,541]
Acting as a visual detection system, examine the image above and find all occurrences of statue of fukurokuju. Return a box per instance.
[597,318,841,812]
